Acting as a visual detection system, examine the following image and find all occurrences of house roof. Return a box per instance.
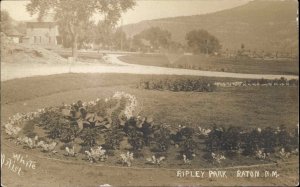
[6,29,24,36]
[26,13,56,23]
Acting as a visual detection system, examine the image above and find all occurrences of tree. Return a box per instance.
[112,28,128,51]
[185,29,221,55]
[1,10,13,35]
[134,27,172,51]
[26,0,135,59]
[94,20,114,49]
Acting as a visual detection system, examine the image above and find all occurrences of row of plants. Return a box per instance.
[138,78,217,92]
[214,77,299,87]
[138,77,298,92]
[4,93,299,168]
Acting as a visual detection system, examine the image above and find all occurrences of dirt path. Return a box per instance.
[1,54,298,81]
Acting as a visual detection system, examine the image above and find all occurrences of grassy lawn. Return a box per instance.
[2,73,298,129]
[1,73,298,174]
[119,54,299,75]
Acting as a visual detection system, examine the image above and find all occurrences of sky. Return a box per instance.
[1,0,250,25]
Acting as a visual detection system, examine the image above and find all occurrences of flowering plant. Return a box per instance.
[120,151,134,167]
[211,152,226,164]
[146,155,165,165]
[85,146,107,162]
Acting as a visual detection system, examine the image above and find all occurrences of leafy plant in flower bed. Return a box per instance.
[152,126,172,152]
[242,129,261,156]
[103,127,125,150]
[205,126,224,152]
[180,137,197,159]
[123,117,153,153]
[173,126,195,142]
[260,127,277,153]
[80,127,98,147]
[35,109,64,130]
[221,126,243,155]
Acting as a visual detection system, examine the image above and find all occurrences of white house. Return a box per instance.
[23,13,61,47]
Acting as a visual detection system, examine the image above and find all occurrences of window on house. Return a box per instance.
[34,36,37,43]
[49,37,51,44]
[40,36,42,43]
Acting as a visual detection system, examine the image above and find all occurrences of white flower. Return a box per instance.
[85,146,107,162]
[257,128,262,133]
[113,92,138,119]
[211,152,226,164]
[38,141,57,152]
[146,155,165,165]
[120,151,134,167]
[183,154,191,164]
[279,148,290,159]
[198,126,211,136]
[5,123,21,136]
[255,149,268,160]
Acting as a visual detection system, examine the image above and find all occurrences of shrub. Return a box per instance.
[180,137,197,159]
[205,126,224,152]
[221,126,242,153]
[174,127,195,142]
[260,127,277,153]
[152,127,171,152]
[60,124,78,143]
[48,123,63,139]
[127,128,145,151]
[242,129,261,156]
[103,128,124,150]
[80,127,97,147]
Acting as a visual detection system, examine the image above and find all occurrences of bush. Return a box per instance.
[180,137,197,159]
[260,127,277,153]
[242,129,261,156]
[221,126,242,153]
[205,126,224,152]
[103,128,124,150]
[80,127,97,147]
[173,127,195,142]
[152,127,171,152]
[60,124,78,143]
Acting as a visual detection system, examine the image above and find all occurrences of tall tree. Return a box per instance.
[112,28,128,50]
[135,27,172,51]
[26,0,135,59]
[1,10,13,35]
[186,29,221,55]
[94,20,114,49]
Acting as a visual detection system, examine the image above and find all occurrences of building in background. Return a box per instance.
[6,28,24,43]
[23,13,61,48]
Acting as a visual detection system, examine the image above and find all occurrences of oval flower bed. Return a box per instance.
[3,92,299,168]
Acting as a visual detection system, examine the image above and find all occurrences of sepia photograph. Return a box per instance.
[1,0,299,186]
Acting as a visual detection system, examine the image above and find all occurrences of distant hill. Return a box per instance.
[122,0,298,53]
